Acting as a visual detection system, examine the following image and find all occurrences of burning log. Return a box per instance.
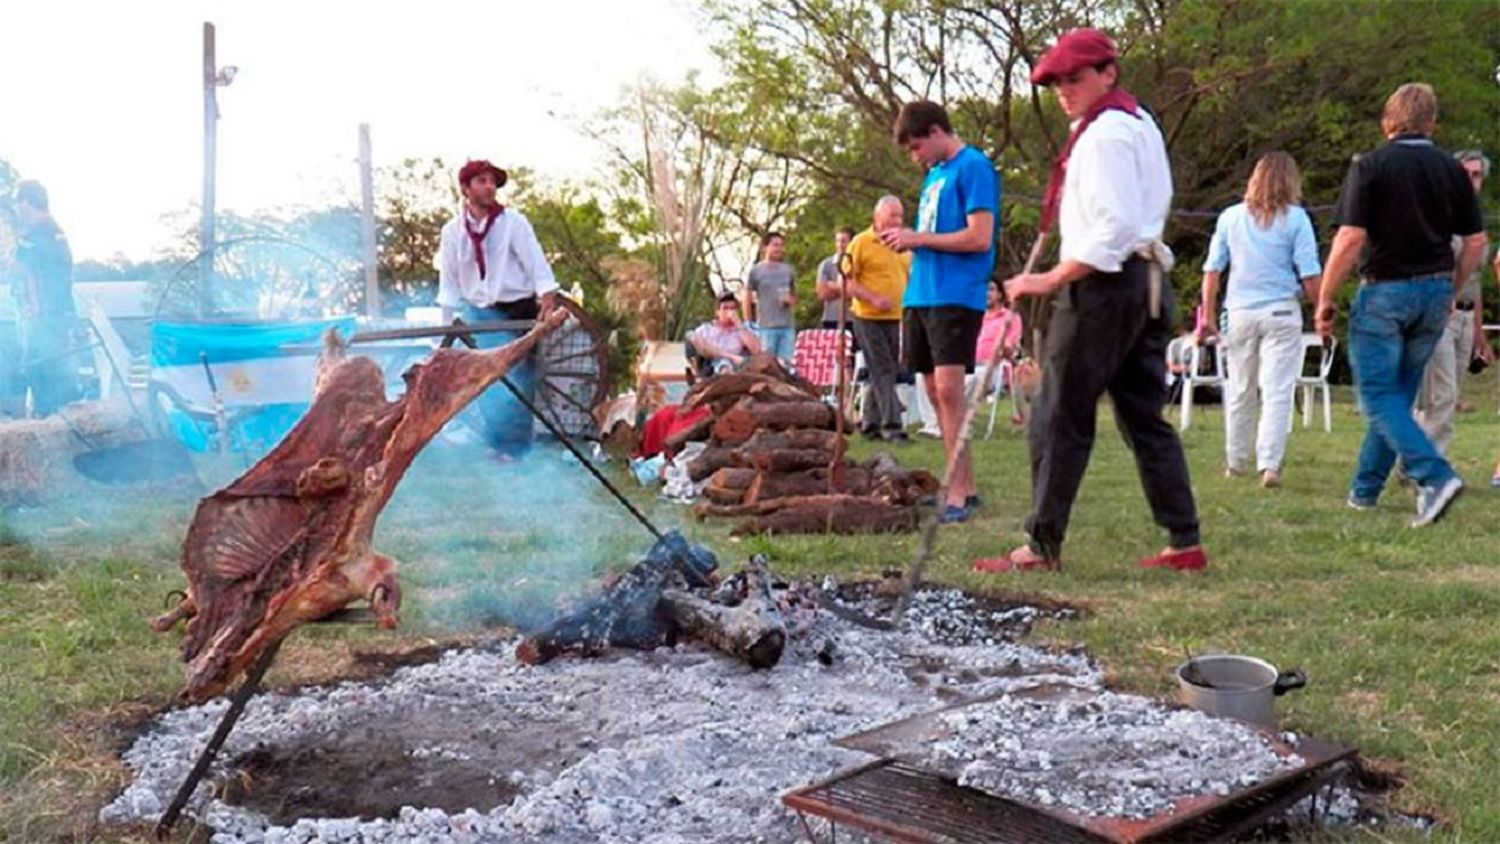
[712,399,835,445]
[516,542,790,670]
[515,531,719,665]
[659,556,786,669]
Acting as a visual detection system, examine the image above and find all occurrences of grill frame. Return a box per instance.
[784,693,1357,844]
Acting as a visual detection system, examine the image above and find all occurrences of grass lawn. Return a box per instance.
[2,384,1498,841]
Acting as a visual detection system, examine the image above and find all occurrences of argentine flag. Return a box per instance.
[150,316,356,455]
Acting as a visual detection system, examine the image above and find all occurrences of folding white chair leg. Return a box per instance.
[1179,377,1193,430]
[985,392,999,439]
[1321,384,1332,432]
[1301,384,1312,428]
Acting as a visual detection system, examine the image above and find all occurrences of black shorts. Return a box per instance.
[902,306,983,374]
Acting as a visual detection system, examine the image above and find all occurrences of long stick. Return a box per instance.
[499,376,666,542]
[828,252,854,492]
[890,232,1048,627]
[155,639,282,839]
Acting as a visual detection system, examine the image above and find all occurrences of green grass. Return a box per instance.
[2,387,1499,840]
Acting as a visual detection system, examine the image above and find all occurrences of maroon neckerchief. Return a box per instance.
[1039,87,1141,233]
[464,203,505,279]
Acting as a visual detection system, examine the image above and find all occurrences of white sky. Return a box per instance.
[2,0,713,262]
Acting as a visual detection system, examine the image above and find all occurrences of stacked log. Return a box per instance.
[669,354,937,535]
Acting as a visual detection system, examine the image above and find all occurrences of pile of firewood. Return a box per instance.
[670,355,937,535]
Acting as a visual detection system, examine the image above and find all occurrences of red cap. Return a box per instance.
[1031,28,1119,86]
[458,159,508,188]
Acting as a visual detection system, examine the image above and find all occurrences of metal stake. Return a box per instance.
[155,639,282,840]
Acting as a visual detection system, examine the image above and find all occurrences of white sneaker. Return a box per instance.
[916,426,942,439]
[1411,477,1463,528]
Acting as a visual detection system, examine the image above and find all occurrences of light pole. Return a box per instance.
[199,22,237,317]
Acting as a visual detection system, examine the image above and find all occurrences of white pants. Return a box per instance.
[1223,301,1303,472]
[1416,307,1475,455]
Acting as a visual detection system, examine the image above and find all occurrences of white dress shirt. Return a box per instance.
[436,208,558,308]
[1059,108,1173,273]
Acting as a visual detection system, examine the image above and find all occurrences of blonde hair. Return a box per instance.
[1381,83,1437,137]
[1244,151,1303,229]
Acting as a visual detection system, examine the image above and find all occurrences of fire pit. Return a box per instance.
[101,583,1094,841]
[101,578,1385,843]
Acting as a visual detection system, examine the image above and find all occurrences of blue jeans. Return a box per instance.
[1347,277,1456,502]
[460,301,538,455]
[757,326,796,363]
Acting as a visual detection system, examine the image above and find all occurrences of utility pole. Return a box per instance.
[200,22,218,317]
[359,124,379,318]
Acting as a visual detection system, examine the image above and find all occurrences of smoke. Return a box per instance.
[0,423,669,636]
[374,438,664,633]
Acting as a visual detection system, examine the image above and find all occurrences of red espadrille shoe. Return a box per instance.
[973,545,1061,574]
[1138,546,1207,572]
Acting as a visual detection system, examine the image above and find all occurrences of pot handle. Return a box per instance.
[1273,669,1307,696]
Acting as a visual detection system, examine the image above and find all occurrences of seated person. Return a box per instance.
[974,280,1022,374]
[688,291,763,375]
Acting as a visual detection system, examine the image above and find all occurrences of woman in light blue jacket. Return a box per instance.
[1199,152,1322,488]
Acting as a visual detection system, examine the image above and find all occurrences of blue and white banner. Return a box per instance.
[150,316,356,453]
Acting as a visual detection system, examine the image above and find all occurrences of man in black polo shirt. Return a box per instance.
[1315,83,1488,527]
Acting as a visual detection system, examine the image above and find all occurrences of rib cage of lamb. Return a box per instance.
[151,312,567,702]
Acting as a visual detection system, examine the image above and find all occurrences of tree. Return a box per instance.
[678,0,1499,334]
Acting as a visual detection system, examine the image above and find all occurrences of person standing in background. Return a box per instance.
[1198,152,1322,489]
[1415,149,1493,456]
[847,196,912,442]
[816,227,855,330]
[744,232,798,363]
[1315,83,1487,526]
[12,180,78,416]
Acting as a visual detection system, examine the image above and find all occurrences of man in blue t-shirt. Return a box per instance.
[881,100,999,523]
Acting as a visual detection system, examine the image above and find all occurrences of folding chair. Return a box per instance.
[1296,333,1337,432]
[792,329,855,412]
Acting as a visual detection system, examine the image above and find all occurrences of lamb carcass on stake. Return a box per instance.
[151,312,567,702]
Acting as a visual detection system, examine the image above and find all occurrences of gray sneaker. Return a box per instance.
[1346,495,1377,511]
[1411,477,1464,528]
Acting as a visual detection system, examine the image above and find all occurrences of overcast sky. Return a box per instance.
[3,0,712,262]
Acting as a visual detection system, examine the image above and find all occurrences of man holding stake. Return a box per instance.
[978,28,1204,573]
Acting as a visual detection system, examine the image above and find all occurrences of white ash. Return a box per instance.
[101,593,1098,843]
[919,691,1305,820]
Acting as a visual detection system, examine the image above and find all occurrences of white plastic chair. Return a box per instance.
[1179,338,1227,430]
[1296,333,1336,432]
[983,360,1017,438]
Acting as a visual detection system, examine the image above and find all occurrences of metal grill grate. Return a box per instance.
[783,737,1355,844]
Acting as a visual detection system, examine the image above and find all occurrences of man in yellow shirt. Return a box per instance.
[848,195,914,441]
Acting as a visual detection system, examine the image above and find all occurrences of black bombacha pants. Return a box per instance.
[1025,258,1200,559]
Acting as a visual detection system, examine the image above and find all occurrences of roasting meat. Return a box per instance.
[151,312,566,701]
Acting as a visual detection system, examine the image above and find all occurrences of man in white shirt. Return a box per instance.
[435,159,559,453]
[980,28,1204,574]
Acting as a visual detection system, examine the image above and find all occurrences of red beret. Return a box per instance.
[458,159,508,188]
[1031,28,1119,86]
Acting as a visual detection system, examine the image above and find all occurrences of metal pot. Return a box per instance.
[1175,654,1306,727]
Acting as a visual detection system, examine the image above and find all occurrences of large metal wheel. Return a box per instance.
[533,295,610,440]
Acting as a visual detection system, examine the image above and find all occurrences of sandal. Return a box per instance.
[973,545,1061,574]
[1138,546,1208,572]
